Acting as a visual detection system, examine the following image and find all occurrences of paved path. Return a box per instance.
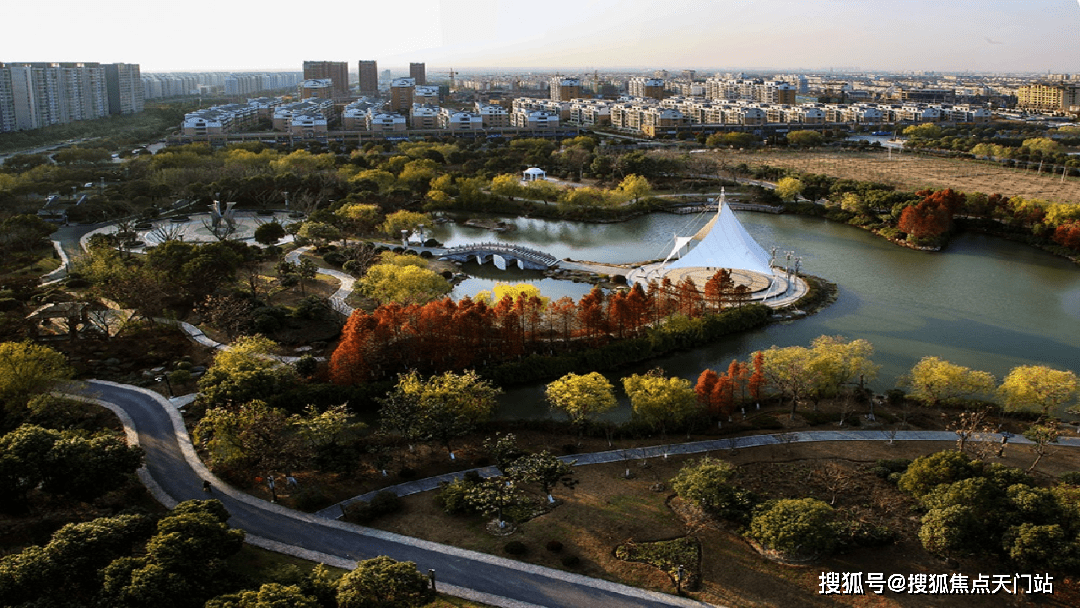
[284,246,356,316]
[61,380,713,608]
[320,428,1080,519]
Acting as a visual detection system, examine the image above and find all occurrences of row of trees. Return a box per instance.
[905,356,1080,417]
[330,273,754,384]
[0,496,437,608]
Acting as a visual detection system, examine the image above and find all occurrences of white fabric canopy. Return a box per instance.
[663,198,774,276]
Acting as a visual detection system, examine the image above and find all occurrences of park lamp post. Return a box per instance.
[155,374,174,398]
[676,564,686,594]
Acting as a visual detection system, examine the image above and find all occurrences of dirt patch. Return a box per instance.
[368,439,1080,607]
[727,149,1080,204]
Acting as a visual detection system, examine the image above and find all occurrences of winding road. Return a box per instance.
[63,380,713,608]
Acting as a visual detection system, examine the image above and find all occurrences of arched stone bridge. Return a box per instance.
[439,242,559,271]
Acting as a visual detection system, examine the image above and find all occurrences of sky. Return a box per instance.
[2,0,1078,75]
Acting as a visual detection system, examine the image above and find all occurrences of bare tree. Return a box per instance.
[1024,420,1062,473]
[148,222,185,244]
[813,462,853,505]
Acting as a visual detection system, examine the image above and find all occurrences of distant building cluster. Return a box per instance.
[0,62,143,132]
[173,62,1077,142]
[141,72,302,99]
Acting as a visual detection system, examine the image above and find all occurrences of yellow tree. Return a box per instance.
[379,210,429,239]
[474,282,549,309]
[545,371,617,428]
[904,356,996,409]
[359,263,450,305]
[759,345,819,415]
[335,203,381,235]
[614,174,652,204]
[775,177,804,202]
[999,365,1079,417]
[0,342,73,420]
[808,335,879,397]
[490,174,525,198]
[622,369,699,438]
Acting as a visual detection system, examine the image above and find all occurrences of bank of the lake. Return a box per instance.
[426,210,1080,420]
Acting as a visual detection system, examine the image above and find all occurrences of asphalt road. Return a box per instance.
[67,380,713,608]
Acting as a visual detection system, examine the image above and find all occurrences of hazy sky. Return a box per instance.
[3,0,1078,74]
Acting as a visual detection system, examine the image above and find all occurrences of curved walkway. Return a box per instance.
[60,380,712,608]
[320,428,1080,519]
[284,246,356,316]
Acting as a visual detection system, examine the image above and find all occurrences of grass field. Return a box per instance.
[726,149,1080,205]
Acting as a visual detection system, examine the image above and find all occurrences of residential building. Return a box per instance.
[302,60,349,97]
[439,107,483,131]
[1016,81,1080,113]
[410,104,439,129]
[299,79,333,99]
[512,109,560,130]
[0,61,142,132]
[390,77,415,113]
[104,63,144,115]
[475,102,509,128]
[629,77,665,100]
[550,77,582,101]
[410,62,426,85]
[414,85,439,105]
[358,60,378,95]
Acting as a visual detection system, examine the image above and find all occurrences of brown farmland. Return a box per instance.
[726,149,1080,205]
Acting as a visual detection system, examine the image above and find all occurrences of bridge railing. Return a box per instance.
[443,242,558,266]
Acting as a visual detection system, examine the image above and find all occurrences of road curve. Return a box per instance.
[62,380,713,608]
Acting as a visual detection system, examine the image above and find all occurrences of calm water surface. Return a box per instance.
[430,212,1080,419]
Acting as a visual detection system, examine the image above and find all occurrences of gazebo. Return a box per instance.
[522,167,546,182]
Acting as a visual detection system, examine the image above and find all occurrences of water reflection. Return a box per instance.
[459,211,1080,419]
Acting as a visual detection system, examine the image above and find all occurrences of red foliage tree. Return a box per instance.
[329,310,378,384]
[713,373,735,418]
[748,351,765,402]
[695,369,719,413]
[1053,221,1080,251]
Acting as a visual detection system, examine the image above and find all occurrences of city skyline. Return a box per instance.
[2,0,1079,75]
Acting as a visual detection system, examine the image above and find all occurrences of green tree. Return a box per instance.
[506,451,574,503]
[1003,523,1073,571]
[897,450,981,499]
[380,370,501,459]
[194,400,304,476]
[0,513,153,607]
[749,498,836,558]
[622,369,700,437]
[297,221,341,247]
[0,341,73,423]
[545,371,617,429]
[0,214,55,254]
[100,500,244,608]
[918,503,981,558]
[197,336,298,408]
[904,356,996,409]
[758,345,818,415]
[205,583,321,608]
[999,365,1079,417]
[466,478,525,529]
[670,456,738,515]
[336,556,434,608]
[359,263,450,305]
[1022,137,1063,155]
[775,177,804,202]
[253,221,286,246]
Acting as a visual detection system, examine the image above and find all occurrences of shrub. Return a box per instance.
[898,450,982,498]
[348,490,401,523]
[434,479,475,515]
[545,540,563,552]
[749,498,836,558]
[871,458,912,481]
[292,486,332,512]
[398,467,417,479]
[560,555,580,568]
[1059,471,1080,486]
[503,541,527,555]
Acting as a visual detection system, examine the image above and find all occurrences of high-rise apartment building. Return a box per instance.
[303,61,349,97]
[550,77,582,101]
[409,62,426,85]
[0,61,140,132]
[358,60,378,95]
[104,63,144,115]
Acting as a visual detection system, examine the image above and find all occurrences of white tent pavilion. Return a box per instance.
[661,190,775,277]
